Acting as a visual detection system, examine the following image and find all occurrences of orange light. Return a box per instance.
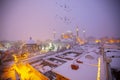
[97,58,101,80]
[95,40,101,43]
[109,39,114,44]
[77,37,84,45]
[12,54,48,80]
[13,63,48,80]
[12,54,18,63]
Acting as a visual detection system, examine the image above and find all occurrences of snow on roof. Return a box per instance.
[77,52,98,66]
[110,58,120,69]
[52,60,98,80]
[51,43,109,80]
[104,44,120,49]
[106,49,120,69]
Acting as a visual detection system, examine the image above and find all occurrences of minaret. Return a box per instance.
[82,29,87,43]
[83,29,86,40]
[53,30,56,40]
[76,26,79,37]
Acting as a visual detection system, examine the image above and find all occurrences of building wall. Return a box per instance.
[56,73,69,80]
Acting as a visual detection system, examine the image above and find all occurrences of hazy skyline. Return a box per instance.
[0,0,120,41]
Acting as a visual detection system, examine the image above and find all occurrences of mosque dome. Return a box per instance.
[26,37,36,44]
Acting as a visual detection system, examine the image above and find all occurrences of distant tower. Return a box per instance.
[53,30,56,40]
[83,29,86,43]
[76,26,79,37]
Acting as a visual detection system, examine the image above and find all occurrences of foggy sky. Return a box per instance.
[0,0,120,41]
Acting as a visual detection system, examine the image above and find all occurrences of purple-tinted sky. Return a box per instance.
[0,0,120,41]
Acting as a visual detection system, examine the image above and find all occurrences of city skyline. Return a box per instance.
[0,0,120,41]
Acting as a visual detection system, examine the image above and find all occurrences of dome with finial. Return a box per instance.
[26,37,36,44]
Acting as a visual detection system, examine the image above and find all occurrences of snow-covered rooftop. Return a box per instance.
[106,48,120,69]
[52,60,98,80]
[52,43,109,80]
[52,48,101,80]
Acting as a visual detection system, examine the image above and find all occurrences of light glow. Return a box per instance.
[97,57,101,80]
[12,54,48,80]
[13,63,48,80]
[95,40,101,43]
